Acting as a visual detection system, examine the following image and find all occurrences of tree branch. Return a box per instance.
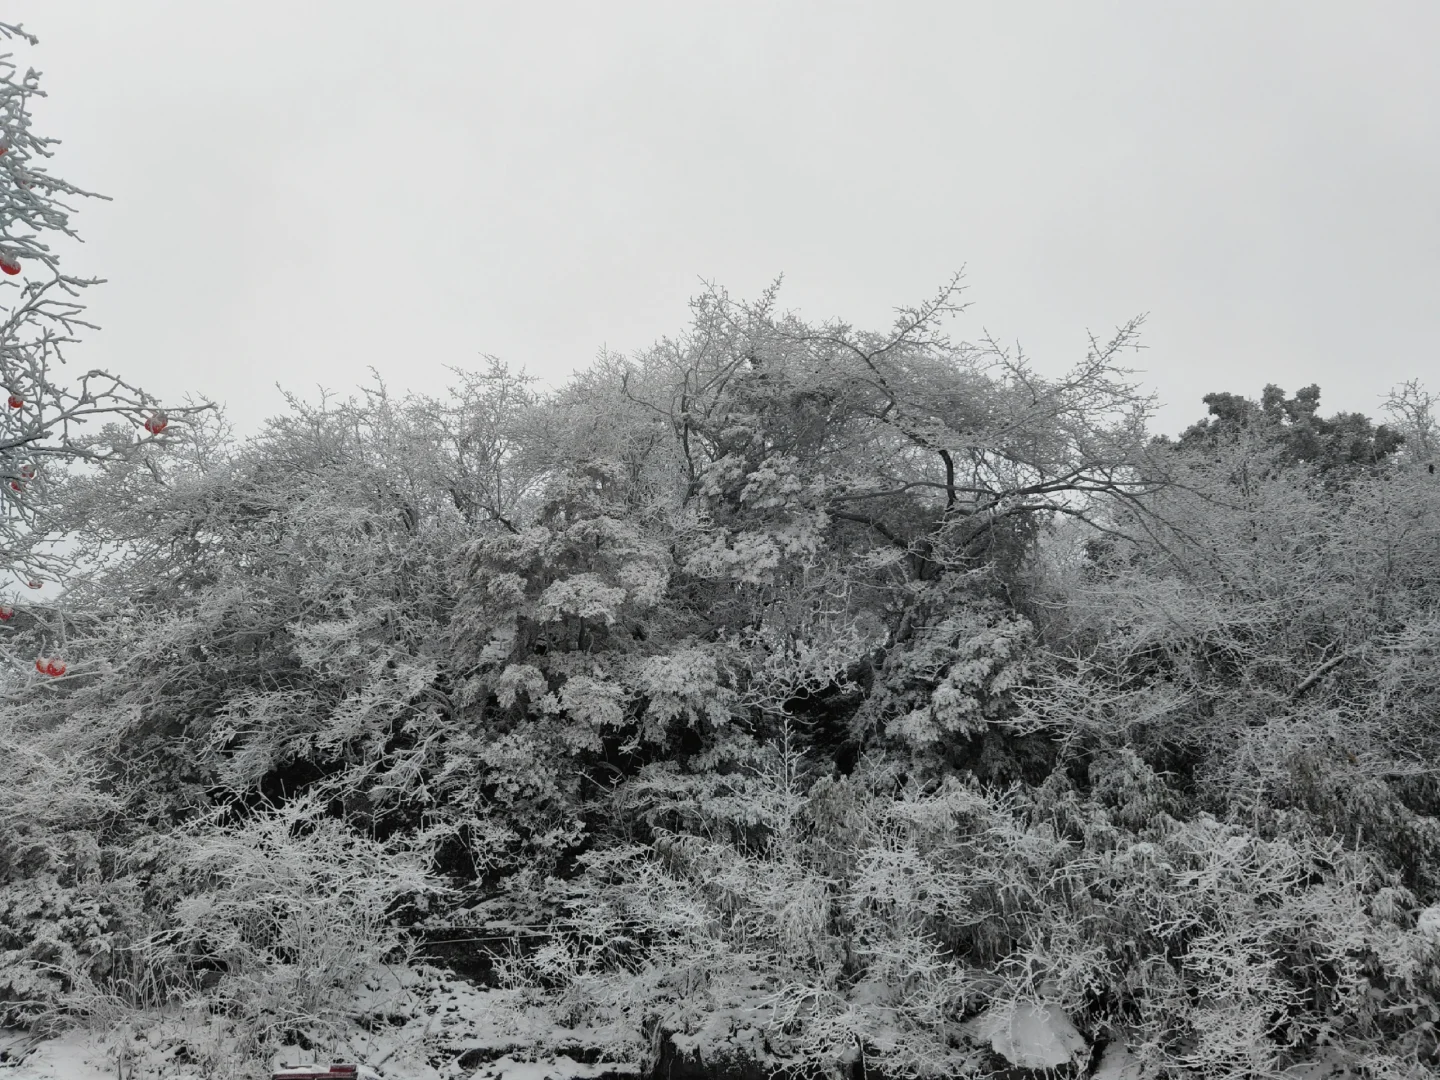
[1291,649,1351,701]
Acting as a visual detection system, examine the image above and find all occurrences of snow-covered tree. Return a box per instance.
[6,180,1440,1071]
[0,22,212,592]
[1383,378,1438,469]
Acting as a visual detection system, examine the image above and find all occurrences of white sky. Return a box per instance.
[4,0,1438,448]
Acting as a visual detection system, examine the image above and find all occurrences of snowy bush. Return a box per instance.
[160,794,446,1057]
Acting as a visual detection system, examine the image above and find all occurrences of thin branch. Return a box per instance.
[1291,649,1352,701]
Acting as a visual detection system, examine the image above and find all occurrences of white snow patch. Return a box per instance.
[0,1028,114,1080]
[468,1054,639,1080]
[1281,1046,1364,1080]
[961,1000,1088,1070]
[1092,1040,1147,1080]
[1416,903,1440,942]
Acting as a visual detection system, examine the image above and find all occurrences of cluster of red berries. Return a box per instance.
[2,146,66,676]
[0,607,66,674]
[8,462,34,492]
[6,392,169,437]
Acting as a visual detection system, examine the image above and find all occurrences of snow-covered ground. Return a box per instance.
[1,1029,113,1080]
[0,1028,642,1080]
[0,967,643,1080]
[0,960,1373,1080]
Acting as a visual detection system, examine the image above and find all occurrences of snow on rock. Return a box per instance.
[960,1000,1088,1070]
[1416,903,1440,942]
[1280,1046,1364,1079]
[1092,1040,1148,1080]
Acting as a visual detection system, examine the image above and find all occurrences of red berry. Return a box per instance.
[19,465,34,479]
[7,396,21,409]
[0,259,19,276]
[8,482,18,492]
[45,658,66,677]
[35,657,45,673]
[144,411,169,435]
[26,580,41,589]
[0,606,13,621]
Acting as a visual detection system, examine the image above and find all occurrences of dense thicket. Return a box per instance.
[3,259,1440,1078]
[8,16,1440,1077]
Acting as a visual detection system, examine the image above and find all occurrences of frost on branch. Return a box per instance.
[5,253,1440,1076]
[0,22,213,588]
[857,593,1036,747]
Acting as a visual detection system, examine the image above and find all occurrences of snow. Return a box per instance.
[465,1055,637,1080]
[1280,1046,1364,1079]
[959,999,1088,1070]
[1416,903,1440,941]
[0,1028,115,1080]
[0,971,1370,1080]
[0,965,652,1080]
[1092,1040,1147,1080]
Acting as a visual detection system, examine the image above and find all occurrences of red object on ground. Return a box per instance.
[0,606,13,621]
[144,411,169,434]
[7,395,21,408]
[272,1067,359,1080]
[0,258,19,275]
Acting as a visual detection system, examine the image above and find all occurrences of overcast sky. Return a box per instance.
[5,0,1438,448]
